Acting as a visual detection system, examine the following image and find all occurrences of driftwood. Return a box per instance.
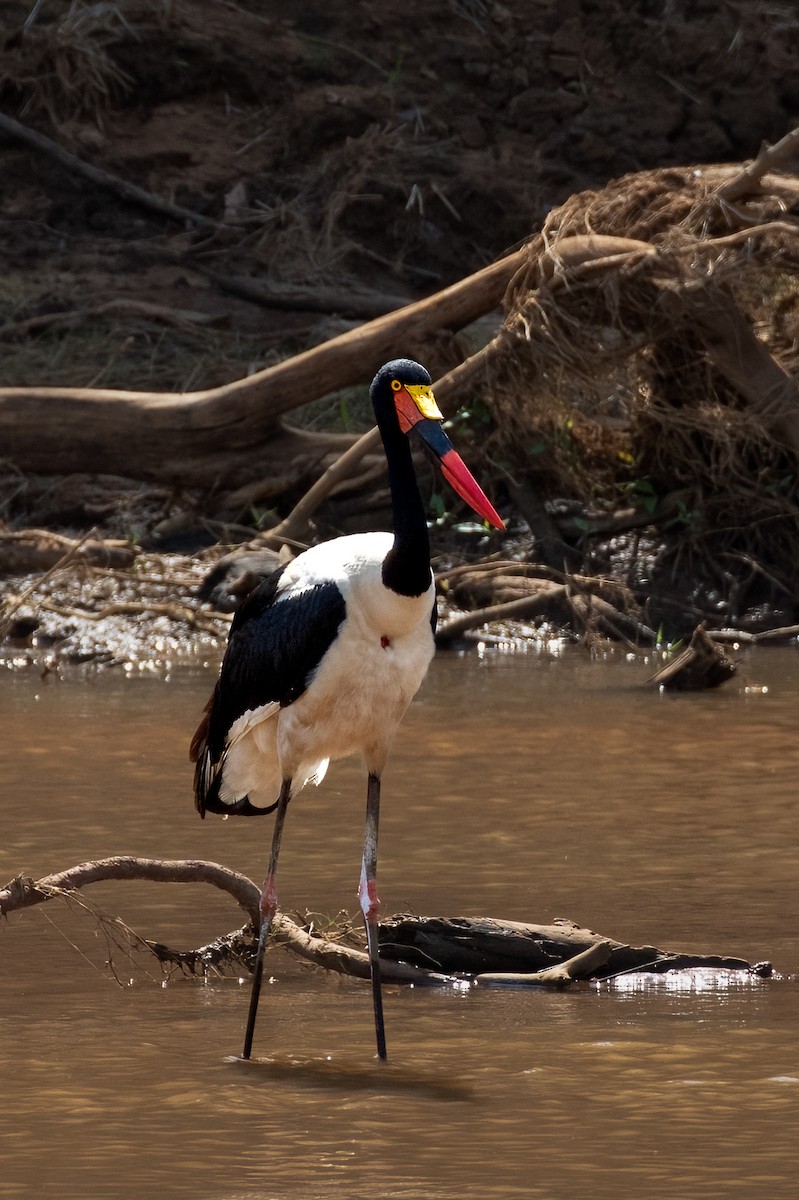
[1,148,798,598]
[475,941,616,987]
[435,586,570,644]
[648,623,737,690]
[2,166,788,500]
[0,856,261,924]
[378,915,772,979]
[0,857,773,989]
[712,623,799,644]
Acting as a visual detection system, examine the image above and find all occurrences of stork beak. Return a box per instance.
[413,416,506,531]
[393,381,504,530]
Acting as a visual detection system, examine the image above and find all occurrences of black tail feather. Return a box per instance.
[193,747,278,818]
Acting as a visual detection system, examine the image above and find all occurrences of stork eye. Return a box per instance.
[390,379,402,391]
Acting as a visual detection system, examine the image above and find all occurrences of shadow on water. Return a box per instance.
[225,1052,474,1101]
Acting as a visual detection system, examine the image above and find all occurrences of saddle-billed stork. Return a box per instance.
[191,358,504,1060]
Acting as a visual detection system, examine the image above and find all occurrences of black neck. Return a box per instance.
[379,419,431,597]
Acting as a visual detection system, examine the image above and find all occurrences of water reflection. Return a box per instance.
[1,647,797,1198]
[226,1052,474,1100]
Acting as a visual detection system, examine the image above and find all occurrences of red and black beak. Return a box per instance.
[392,379,504,528]
[412,417,505,530]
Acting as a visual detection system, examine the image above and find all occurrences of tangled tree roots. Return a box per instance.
[481,147,799,632]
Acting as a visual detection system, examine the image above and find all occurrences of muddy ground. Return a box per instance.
[1,0,798,664]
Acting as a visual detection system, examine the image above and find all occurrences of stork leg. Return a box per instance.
[358,771,387,1061]
[242,778,292,1060]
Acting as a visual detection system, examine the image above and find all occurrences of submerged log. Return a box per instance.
[0,859,773,987]
[649,623,737,690]
[378,914,768,978]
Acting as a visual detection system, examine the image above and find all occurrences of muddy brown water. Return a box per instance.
[1,644,797,1199]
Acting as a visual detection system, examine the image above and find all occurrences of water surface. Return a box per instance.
[1,645,797,1198]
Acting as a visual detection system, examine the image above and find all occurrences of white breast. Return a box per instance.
[277,532,436,779]
[219,532,436,808]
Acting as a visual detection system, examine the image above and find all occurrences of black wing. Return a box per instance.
[191,566,346,816]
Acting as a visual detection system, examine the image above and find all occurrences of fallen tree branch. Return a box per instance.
[648,623,737,690]
[378,914,770,978]
[476,939,614,986]
[711,622,799,643]
[2,202,794,493]
[0,856,261,925]
[2,861,773,988]
[0,245,527,484]
[270,914,455,986]
[436,584,651,645]
[538,233,656,279]
[435,585,568,643]
[0,857,454,985]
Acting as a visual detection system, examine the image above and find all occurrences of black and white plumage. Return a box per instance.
[191,358,504,1061]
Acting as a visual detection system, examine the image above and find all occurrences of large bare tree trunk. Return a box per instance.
[0,248,527,487]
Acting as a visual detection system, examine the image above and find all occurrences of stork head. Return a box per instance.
[370,358,505,530]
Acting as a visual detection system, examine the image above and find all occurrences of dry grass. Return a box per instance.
[0,1,139,126]
[239,121,463,283]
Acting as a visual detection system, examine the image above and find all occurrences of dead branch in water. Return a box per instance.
[0,856,261,924]
[379,914,772,979]
[1,858,773,989]
[648,623,736,690]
